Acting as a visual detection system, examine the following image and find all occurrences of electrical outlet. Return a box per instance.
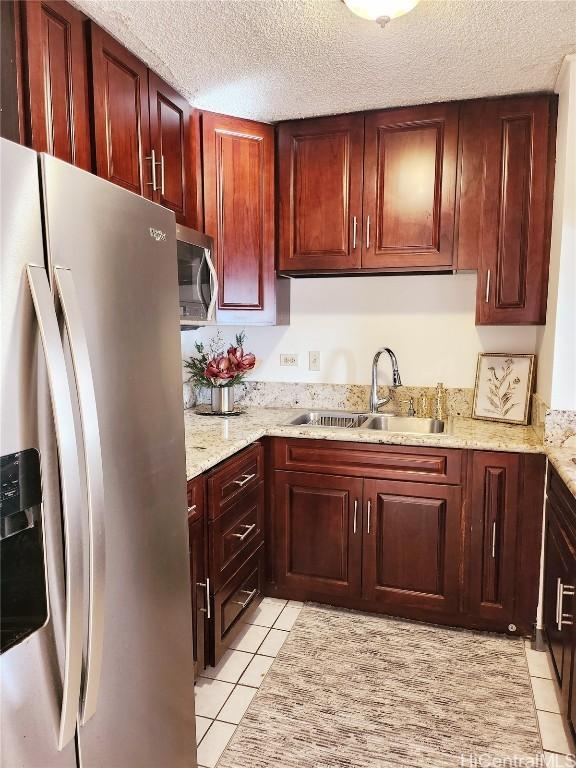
[309,351,320,371]
[280,353,298,367]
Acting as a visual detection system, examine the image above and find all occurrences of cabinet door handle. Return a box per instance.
[485,269,491,303]
[233,472,256,487]
[352,216,357,250]
[491,520,496,559]
[353,499,358,534]
[556,580,575,631]
[146,149,157,190]
[160,154,165,196]
[233,588,257,609]
[197,578,211,619]
[188,504,197,514]
[367,499,371,534]
[366,216,370,250]
[231,523,256,541]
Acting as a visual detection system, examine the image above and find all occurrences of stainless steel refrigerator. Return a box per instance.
[0,138,197,767]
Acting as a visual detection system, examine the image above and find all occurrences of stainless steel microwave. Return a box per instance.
[176,224,218,329]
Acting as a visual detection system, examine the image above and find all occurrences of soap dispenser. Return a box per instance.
[433,383,447,421]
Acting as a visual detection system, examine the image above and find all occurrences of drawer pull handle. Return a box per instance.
[197,578,211,619]
[231,523,256,541]
[233,588,257,609]
[233,472,256,487]
[353,500,358,534]
[188,504,197,514]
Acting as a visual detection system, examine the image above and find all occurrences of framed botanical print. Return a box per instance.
[472,354,536,425]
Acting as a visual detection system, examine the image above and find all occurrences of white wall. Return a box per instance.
[536,54,576,411]
[182,272,538,389]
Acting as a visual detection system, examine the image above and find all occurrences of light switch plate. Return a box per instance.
[309,351,320,371]
[280,353,298,367]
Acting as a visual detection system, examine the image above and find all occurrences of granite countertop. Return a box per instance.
[547,447,576,500]
[183,407,545,479]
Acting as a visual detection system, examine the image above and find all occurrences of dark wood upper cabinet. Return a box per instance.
[88,23,152,198]
[148,72,198,227]
[363,103,459,270]
[465,96,555,325]
[202,111,287,324]
[273,470,363,600]
[277,114,364,272]
[20,0,91,169]
[468,452,520,628]
[362,479,462,616]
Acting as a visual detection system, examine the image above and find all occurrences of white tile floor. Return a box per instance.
[194,598,301,768]
[195,608,576,768]
[526,639,575,761]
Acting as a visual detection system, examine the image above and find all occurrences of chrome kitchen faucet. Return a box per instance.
[369,348,402,413]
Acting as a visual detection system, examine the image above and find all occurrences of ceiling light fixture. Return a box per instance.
[343,0,420,27]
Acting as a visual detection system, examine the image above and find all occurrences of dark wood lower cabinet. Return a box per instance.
[543,466,576,740]
[211,545,264,665]
[274,471,363,600]
[188,514,206,679]
[468,452,520,628]
[362,479,462,617]
[268,438,544,634]
[187,475,207,679]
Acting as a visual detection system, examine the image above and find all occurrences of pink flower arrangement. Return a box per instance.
[185,331,256,389]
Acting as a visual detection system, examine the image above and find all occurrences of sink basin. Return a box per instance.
[287,411,370,429]
[362,415,445,434]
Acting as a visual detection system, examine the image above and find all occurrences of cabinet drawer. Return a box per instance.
[209,483,264,591]
[272,438,462,485]
[207,443,263,518]
[187,475,205,524]
[212,545,264,664]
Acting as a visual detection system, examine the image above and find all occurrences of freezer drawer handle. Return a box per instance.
[54,267,106,726]
[233,588,257,609]
[27,265,85,751]
[233,472,256,487]
[231,523,256,541]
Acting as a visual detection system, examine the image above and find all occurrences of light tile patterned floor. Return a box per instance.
[525,639,575,762]
[194,598,300,768]
[195,607,576,768]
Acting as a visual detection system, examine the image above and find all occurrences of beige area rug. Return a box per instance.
[217,604,542,768]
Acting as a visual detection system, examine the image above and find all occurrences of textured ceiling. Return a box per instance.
[73,0,576,122]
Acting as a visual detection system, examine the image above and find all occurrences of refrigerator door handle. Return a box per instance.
[54,267,106,726]
[26,265,84,751]
[204,247,219,321]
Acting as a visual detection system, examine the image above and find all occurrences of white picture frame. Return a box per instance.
[472,353,536,426]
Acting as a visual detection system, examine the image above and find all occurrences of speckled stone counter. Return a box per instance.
[547,448,576,500]
[184,407,545,480]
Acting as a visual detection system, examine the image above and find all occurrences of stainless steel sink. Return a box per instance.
[287,411,370,428]
[362,415,445,434]
[286,411,445,434]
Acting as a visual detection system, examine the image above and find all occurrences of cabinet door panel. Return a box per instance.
[148,72,198,227]
[362,479,462,615]
[363,103,458,269]
[274,471,363,600]
[22,0,91,169]
[544,516,573,691]
[202,112,277,323]
[188,516,206,678]
[277,114,364,272]
[89,23,151,197]
[476,96,554,325]
[468,452,519,629]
